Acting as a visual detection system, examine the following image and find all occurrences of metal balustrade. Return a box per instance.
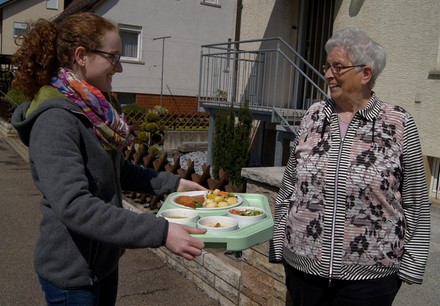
[198,37,329,133]
[198,37,330,165]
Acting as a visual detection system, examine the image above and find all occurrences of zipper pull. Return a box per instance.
[328,277,332,287]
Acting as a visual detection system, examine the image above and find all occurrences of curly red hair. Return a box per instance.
[12,12,117,99]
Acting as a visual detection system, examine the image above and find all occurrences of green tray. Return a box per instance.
[157,193,274,251]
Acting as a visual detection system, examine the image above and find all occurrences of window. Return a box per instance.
[431,157,440,199]
[119,25,142,62]
[429,34,440,78]
[46,0,58,10]
[117,92,136,105]
[201,0,220,7]
[13,22,28,37]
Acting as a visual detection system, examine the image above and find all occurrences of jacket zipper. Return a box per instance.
[328,145,342,287]
[328,118,348,287]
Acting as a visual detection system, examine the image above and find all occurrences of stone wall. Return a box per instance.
[0,118,17,137]
[162,130,208,153]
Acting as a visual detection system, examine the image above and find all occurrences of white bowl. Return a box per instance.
[227,207,266,227]
[197,216,238,232]
[159,209,199,225]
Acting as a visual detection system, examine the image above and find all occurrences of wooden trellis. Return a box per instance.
[124,110,209,131]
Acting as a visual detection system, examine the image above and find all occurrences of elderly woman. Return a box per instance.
[269,27,430,306]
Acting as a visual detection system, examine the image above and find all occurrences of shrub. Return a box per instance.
[144,111,160,123]
[148,145,160,157]
[150,132,163,144]
[212,103,252,188]
[153,105,169,115]
[122,104,148,113]
[5,89,27,106]
[137,131,149,143]
[143,122,160,133]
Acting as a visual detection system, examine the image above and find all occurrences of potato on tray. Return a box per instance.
[204,189,238,208]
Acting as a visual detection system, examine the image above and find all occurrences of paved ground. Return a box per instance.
[1,134,440,305]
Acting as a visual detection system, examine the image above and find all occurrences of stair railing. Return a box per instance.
[198,37,329,131]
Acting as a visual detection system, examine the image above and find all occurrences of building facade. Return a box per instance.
[0,0,65,55]
[94,0,236,110]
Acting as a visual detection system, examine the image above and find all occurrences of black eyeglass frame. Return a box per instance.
[90,49,121,66]
[322,64,366,74]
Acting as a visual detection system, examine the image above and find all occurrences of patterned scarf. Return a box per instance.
[50,68,132,151]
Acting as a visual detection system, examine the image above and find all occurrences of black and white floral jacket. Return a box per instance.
[269,93,430,285]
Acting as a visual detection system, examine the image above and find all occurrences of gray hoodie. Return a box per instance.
[12,90,180,288]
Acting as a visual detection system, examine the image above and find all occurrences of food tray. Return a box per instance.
[157,193,274,251]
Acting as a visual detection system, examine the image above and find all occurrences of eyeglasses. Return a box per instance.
[322,63,366,74]
[90,49,121,66]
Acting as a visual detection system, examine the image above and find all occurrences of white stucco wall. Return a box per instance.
[332,0,440,158]
[240,0,298,48]
[95,0,235,98]
[1,0,63,55]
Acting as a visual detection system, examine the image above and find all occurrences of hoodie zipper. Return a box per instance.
[71,108,105,277]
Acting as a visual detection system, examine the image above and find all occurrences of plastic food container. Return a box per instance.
[197,216,238,232]
[227,206,266,227]
[159,208,199,225]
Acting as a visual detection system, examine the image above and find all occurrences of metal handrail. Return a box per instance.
[198,37,329,130]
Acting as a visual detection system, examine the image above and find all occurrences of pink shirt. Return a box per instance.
[339,117,350,138]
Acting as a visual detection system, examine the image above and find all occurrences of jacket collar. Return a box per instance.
[323,91,381,122]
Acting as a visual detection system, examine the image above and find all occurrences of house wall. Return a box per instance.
[237,0,440,189]
[95,0,236,98]
[1,0,63,55]
[240,0,299,47]
[332,0,440,160]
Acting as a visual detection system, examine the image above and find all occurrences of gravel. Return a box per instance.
[174,151,208,175]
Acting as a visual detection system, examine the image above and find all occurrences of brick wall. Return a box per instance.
[136,93,199,113]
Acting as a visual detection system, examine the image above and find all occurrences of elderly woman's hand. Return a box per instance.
[177,178,207,192]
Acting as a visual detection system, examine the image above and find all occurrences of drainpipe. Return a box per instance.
[232,0,242,104]
[235,0,242,43]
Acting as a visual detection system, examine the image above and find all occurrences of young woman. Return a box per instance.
[11,12,207,306]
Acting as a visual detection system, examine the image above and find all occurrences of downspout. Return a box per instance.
[235,0,242,43]
[232,0,242,104]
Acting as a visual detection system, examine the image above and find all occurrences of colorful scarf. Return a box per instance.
[50,68,132,151]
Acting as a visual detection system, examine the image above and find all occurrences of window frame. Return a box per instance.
[119,24,142,63]
[13,22,28,37]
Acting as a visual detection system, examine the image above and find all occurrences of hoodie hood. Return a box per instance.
[11,86,77,147]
